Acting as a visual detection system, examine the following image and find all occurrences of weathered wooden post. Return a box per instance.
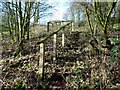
[53,34,57,61]
[47,22,50,32]
[58,22,61,30]
[71,21,74,31]
[39,43,45,80]
[62,28,65,47]
[55,22,58,30]
[57,22,60,29]
[59,22,61,27]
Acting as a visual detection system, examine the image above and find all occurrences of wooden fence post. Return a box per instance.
[62,28,65,47]
[58,22,61,29]
[39,43,45,80]
[55,22,58,30]
[47,22,50,32]
[53,34,57,61]
[72,21,74,31]
[57,22,59,30]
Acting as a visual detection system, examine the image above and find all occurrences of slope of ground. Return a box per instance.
[1,26,120,89]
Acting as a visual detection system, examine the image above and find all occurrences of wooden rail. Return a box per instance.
[47,20,74,32]
[38,21,74,80]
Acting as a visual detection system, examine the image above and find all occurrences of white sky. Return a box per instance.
[40,0,70,23]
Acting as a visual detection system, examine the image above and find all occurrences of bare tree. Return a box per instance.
[1,1,53,56]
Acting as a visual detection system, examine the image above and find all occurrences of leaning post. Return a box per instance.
[39,43,45,80]
[53,34,57,61]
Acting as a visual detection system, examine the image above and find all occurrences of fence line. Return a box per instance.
[38,21,74,80]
